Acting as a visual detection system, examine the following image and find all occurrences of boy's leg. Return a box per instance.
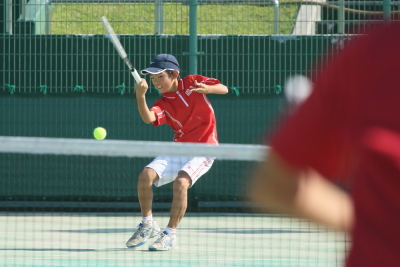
[126,168,160,248]
[137,167,159,217]
[168,171,192,228]
[148,171,190,251]
[147,157,214,251]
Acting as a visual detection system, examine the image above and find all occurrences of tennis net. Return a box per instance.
[0,136,348,266]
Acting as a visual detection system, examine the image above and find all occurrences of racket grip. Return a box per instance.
[130,69,141,84]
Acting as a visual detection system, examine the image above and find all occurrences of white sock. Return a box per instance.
[163,227,176,235]
[142,215,153,225]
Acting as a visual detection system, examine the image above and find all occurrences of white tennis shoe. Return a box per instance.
[126,220,160,248]
[148,231,178,251]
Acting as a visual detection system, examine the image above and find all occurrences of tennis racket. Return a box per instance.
[100,16,141,84]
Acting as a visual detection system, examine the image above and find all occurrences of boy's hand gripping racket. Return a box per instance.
[100,16,141,84]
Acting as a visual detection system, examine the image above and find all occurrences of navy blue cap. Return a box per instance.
[141,54,180,75]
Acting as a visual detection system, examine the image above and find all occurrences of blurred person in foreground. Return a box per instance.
[250,22,400,267]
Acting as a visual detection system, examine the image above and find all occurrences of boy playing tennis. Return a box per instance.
[126,54,228,251]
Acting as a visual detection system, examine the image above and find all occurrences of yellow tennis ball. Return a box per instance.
[93,127,107,140]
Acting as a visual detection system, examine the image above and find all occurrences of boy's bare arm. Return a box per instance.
[250,149,354,233]
[190,80,228,94]
[135,78,156,124]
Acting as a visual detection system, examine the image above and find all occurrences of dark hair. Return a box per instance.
[166,70,180,80]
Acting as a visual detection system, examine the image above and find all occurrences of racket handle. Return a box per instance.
[123,58,141,84]
[130,69,141,84]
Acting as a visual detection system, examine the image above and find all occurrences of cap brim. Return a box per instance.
[141,67,165,75]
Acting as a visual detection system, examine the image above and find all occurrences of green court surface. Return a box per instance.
[0,213,347,267]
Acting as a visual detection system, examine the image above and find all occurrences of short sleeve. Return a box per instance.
[150,104,167,127]
[193,75,221,86]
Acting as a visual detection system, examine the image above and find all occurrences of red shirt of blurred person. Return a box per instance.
[272,23,400,267]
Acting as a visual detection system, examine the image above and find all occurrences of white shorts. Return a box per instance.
[146,156,215,187]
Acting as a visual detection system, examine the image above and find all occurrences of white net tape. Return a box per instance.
[0,136,268,161]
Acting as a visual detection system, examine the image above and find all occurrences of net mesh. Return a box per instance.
[0,0,364,264]
[0,137,348,266]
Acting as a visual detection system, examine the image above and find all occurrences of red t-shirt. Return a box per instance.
[272,23,400,267]
[150,75,220,144]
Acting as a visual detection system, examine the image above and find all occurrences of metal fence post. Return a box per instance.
[273,0,279,34]
[155,0,164,34]
[45,0,51,34]
[182,0,203,74]
[189,0,198,75]
[6,0,13,34]
[337,0,345,33]
[20,0,26,21]
[383,0,391,22]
